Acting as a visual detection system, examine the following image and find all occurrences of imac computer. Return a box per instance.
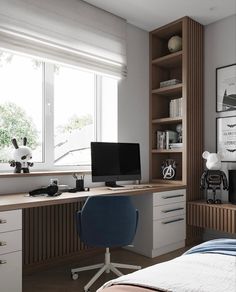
[91,142,141,188]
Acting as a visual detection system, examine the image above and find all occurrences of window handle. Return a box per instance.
[0,241,7,246]
[0,259,7,264]
[0,219,7,224]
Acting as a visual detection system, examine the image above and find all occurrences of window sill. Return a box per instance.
[0,170,91,178]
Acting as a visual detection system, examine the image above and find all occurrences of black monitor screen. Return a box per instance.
[91,142,141,185]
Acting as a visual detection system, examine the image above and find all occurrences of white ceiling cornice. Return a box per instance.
[83,0,236,31]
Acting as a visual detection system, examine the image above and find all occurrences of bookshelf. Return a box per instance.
[150,17,204,243]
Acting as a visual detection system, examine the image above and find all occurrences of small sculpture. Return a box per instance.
[162,159,177,180]
[168,36,182,53]
[9,137,34,173]
[200,151,228,204]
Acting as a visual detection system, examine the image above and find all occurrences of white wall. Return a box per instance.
[204,14,236,202]
[0,23,149,195]
[204,14,236,240]
[118,24,149,182]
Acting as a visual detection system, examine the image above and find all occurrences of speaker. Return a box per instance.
[229,170,236,204]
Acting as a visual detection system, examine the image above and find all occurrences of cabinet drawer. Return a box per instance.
[153,202,185,220]
[0,251,22,292]
[153,189,186,206]
[0,230,22,255]
[153,214,186,249]
[0,210,22,233]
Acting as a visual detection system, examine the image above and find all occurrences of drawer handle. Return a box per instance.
[0,241,7,246]
[162,207,184,213]
[0,219,7,224]
[162,194,184,199]
[162,218,184,224]
[0,259,7,264]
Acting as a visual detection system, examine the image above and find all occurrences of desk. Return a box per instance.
[0,184,186,292]
[0,184,185,211]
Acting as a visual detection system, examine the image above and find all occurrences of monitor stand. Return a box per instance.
[105,181,123,188]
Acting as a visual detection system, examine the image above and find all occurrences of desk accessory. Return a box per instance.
[68,173,89,192]
[29,183,61,197]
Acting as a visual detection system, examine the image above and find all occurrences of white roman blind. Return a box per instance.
[0,0,127,77]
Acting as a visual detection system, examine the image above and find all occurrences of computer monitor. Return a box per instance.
[91,142,141,187]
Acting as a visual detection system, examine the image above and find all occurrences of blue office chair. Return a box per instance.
[71,195,141,291]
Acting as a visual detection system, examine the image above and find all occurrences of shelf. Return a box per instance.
[152,51,182,68]
[152,179,184,185]
[152,117,182,124]
[152,149,183,153]
[152,83,182,96]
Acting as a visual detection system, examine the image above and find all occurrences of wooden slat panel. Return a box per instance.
[22,201,87,266]
[184,17,204,243]
[187,202,236,233]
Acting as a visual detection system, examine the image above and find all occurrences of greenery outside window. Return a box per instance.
[0,50,118,171]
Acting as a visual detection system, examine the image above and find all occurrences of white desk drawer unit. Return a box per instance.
[153,189,186,206]
[130,189,186,258]
[0,209,22,292]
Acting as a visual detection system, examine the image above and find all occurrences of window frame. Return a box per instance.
[0,51,118,173]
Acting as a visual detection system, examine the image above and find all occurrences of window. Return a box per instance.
[0,49,118,171]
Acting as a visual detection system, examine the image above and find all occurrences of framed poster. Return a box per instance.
[216,116,236,161]
[216,63,236,112]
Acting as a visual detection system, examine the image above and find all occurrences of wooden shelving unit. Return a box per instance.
[152,84,182,96]
[150,17,204,243]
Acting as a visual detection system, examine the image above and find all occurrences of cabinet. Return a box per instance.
[0,209,22,292]
[187,201,236,233]
[131,189,186,258]
[150,17,204,243]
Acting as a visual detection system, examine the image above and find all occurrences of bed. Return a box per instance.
[97,239,236,292]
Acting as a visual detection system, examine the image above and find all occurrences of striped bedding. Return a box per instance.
[98,239,236,292]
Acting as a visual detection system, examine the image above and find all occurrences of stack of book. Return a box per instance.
[156,131,166,149]
[169,97,183,118]
[160,79,181,88]
[169,143,183,149]
[156,130,178,150]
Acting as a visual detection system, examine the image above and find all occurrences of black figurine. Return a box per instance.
[200,151,228,204]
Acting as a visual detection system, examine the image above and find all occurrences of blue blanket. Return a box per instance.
[185,238,236,257]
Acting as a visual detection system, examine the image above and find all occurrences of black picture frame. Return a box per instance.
[216,63,236,112]
[216,116,236,162]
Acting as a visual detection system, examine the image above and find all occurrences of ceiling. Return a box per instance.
[83,0,236,31]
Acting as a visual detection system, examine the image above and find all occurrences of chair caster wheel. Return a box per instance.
[71,273,79,280]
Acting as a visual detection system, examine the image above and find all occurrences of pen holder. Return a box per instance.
[76,179,84,191]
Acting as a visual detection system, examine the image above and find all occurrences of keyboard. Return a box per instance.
[108,185,152,191]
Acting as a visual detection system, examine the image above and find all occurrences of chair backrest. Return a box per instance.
[77,195,138,248]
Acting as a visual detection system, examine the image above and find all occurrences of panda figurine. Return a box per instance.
[200,151,228,204]
[9,137,34,173]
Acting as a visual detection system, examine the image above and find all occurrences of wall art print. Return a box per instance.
[216,64,236,112]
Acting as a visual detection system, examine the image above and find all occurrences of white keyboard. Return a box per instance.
[108,185,152,191]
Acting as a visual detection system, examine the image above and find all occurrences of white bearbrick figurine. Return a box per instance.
[200,151,228,204]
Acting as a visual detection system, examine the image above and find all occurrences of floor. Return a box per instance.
[23,247,188,292]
